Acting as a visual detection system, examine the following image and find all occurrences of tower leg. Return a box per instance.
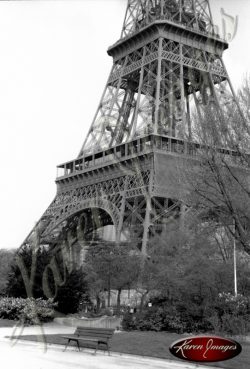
[141,161,154,255]
[141,195,152,255]
[116,178,128,243]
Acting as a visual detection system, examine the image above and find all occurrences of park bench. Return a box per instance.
[62,327,115,355]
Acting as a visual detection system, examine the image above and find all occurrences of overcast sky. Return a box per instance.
[0,0,249,250]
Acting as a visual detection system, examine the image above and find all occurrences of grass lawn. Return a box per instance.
[9,330,250,369]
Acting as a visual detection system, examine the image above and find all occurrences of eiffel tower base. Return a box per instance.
[23,138,189,260]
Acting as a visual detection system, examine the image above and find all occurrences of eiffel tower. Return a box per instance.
[21,0,242,258]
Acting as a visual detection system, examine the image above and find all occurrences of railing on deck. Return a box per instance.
[57,134,243,179]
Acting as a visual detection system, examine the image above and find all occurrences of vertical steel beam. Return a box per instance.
[120,1,130,38]
[160,0,164,17]
[131,46,147,137]
[186,93,192,140]
[107,56,129,119]
[180,43,186,138]
[179,0,182,22]
[169,61,174,136]
[116,177,128,242]
[192,0,199,29]
[154,37,163,135]
[202,51,227,128]
[141,157,154,255]
[206,0,215,33]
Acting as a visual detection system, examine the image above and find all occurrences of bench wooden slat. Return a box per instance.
[75,328,113,333]
[76,330,113,334]
[76,334,113,337]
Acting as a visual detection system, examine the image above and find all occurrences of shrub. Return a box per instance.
[122,304,214,333]
[122,306,188,333]
[0,297,56,325]
[220,314,250,336]
[207,293,250,335]
[216,293,249,316]
[0,297,25,320]
[122,292,250,334]
[21,298,57,325]
[121,312,137,331]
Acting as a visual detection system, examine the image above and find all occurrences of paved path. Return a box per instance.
[0,323,219,369]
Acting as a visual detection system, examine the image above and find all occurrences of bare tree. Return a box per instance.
[184,77,250,255]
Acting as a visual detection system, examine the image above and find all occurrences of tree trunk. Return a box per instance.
[139,291,148,312]
[108,275,111,307]
[116,288,122,315]
[96,294,101,313]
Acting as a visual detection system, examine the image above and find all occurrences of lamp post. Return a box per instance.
[107,251,113,307]
[233,219,238,297]
[108,270,111,307]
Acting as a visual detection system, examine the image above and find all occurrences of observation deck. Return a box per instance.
[56,134,241,181]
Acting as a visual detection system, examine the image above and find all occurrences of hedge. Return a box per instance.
[0,297,56,325]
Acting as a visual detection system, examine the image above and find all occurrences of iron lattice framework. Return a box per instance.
[121,0,215,38]
[21,0,242,259]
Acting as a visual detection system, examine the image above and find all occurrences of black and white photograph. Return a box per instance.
[0,1,250,368]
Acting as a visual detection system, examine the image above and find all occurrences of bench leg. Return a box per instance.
[76,340,81,352]
[63,339,70,352]
[94,342,99,355]
[107,342,111,356]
